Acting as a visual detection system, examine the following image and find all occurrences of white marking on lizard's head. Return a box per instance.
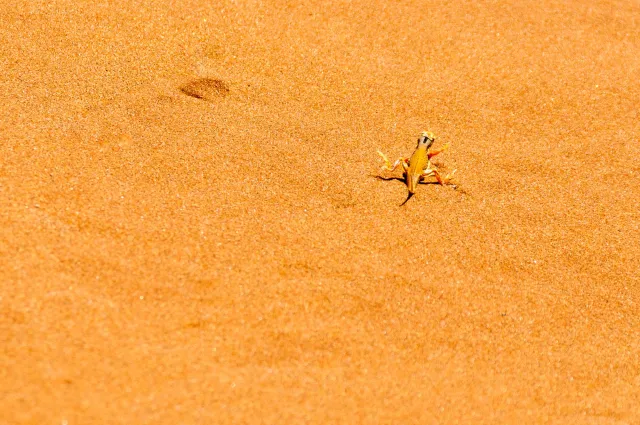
[417,131,436,148]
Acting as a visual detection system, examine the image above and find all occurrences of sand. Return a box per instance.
[1,0,639,423]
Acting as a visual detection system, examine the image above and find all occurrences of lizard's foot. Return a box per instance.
[377,150,391,168]
[428,143,450,159]
[377,151,408,172]
[444,169,457,183]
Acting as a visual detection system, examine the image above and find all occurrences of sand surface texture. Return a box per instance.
[2,0,640,423]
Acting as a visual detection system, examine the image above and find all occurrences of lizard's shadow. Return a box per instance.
[373,174,468,203]
[373,175,440,185]
[373,175,441,206]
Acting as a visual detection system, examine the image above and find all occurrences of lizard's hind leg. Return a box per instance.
[421,168,457,185]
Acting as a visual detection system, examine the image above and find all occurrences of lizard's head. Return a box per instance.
[417,131,436,149]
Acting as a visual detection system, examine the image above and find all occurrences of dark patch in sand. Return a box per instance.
[180,78,230,101]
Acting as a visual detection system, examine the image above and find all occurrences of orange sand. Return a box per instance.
[2,0,640,423]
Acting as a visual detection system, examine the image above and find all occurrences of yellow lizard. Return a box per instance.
[377,131,456,205]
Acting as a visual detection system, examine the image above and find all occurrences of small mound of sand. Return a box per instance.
[179,78,229,101]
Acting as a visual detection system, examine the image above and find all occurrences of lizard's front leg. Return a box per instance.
[427,143,450,160]
[377,151,409,172]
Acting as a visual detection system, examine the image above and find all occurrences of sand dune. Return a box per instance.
[2,0,640,423]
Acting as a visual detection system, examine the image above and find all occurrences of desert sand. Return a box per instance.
[2,0,640,423]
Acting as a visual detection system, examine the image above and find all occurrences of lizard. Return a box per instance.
[377,131,456,205]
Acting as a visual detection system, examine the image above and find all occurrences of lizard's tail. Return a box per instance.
[399,192,414,206]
